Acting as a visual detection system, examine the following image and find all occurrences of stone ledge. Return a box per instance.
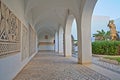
[92,54,105,57]
[99,57,119,65]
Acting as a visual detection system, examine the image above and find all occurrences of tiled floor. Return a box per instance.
[14,51,111,80]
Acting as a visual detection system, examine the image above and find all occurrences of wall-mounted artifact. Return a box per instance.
[45,35,48,39]
[21,24,28,61]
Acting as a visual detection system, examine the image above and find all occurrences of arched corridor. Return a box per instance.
[0,0,120,80]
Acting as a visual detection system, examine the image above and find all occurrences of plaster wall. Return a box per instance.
[0,52,37,80]
[0,0,37,80]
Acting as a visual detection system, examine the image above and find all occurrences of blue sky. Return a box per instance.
[72,19,77,40]
[93,0,120,19]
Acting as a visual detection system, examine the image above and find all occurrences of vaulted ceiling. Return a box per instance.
[24,0,81,38]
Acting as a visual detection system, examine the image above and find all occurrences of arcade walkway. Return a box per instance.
[14,51,120,80]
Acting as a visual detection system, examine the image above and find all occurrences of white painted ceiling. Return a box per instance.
[24,0,80,38]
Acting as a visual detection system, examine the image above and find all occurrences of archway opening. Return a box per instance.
[38,31,55,51]
[71,19,78,58]
[92,0,120,42]
[91,0,120,70]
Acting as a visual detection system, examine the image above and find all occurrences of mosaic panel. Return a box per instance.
[0,1,21,56]
[21,24,29,61]
[29,25,36,57]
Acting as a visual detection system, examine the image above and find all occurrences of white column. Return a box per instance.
[77,18,92,64]
[55,32,59,52]
[36,34,39,52]
[64,15,74,57]
[58,27,64,54]
[77,0,97,64]
[64,32,72,57]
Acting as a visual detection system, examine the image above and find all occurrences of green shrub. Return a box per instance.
[92,41,120,55]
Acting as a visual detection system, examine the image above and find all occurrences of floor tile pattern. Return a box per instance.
[14,51,110,80]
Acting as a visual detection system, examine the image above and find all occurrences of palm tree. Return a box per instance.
[104,31,110,40]
[93,29,110,41]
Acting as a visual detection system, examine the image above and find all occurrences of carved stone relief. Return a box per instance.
[0,1,21,56]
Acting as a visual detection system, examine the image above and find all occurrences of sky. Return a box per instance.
[71,19,77,40]
[93,0,120,19]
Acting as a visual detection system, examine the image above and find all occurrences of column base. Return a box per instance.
[64,54,72,57]
[59,52,64,54]
[78,61,92,65]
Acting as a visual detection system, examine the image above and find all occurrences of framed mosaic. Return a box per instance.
[0,1,21,56]
[45,35,48,39]
[29,25,36,57]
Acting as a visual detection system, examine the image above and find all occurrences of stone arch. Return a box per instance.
[71,35,75,54]
[77,0,98,64]
[64,14,77,57]
[58,26,64,54]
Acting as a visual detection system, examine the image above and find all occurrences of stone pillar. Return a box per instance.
[64,15,74,57]
[77,0,97,64]
[55,32,59,52]
[64,32,72,57]
[58,26,64,54]
[77,18,92,64]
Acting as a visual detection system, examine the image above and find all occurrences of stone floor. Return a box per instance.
[73,53,120,74]
[92,57,120,74]
[14,51,113,80]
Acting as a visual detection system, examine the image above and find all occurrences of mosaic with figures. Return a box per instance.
[0,1,21,56]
